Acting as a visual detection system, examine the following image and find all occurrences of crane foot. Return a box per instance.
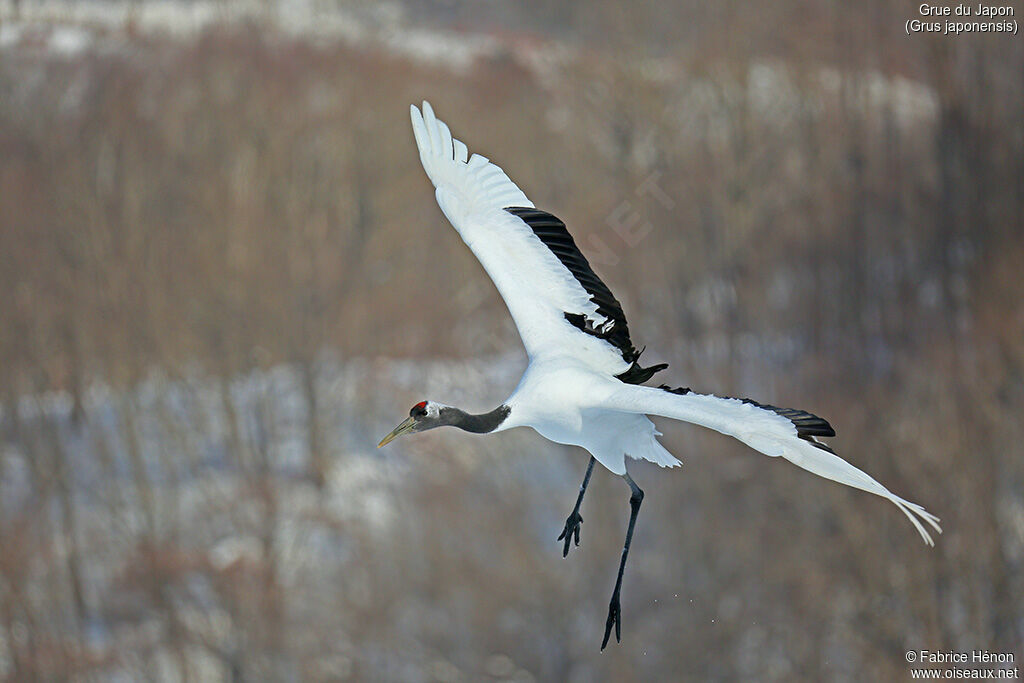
[601,589,621,650]
[556,510,583,557]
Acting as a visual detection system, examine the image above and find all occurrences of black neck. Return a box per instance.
[445,405,511,434]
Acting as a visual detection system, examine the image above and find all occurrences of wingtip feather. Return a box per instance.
[410,103,429,159]
[436,119,454,160]
[454,139,468,163]
[862,484,941,546]
[421,101,441,153]
[406,100,535,216]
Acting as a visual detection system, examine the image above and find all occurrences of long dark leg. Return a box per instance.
[557,456,595,557]
[601,472,643,650]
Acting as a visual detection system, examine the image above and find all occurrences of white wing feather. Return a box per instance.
[410,102,632,375]
[603,384,942,545]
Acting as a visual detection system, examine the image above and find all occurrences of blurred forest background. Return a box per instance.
[1,0,1022,680]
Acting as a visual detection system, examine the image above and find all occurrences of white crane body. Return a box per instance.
[379,101,941,649]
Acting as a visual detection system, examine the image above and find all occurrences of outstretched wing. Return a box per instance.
[603,383,942,545]
[410,101,664,381]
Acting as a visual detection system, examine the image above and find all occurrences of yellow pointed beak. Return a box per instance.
[377,416,416,448]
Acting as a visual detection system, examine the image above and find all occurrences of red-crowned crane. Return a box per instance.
[379,101,941,650]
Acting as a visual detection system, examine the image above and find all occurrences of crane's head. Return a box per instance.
[377,401,447,447]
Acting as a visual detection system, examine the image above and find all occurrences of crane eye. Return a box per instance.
[411,401,428,418]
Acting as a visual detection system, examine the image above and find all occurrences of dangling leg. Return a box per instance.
[557,456,595,557]
[601,472,643,650]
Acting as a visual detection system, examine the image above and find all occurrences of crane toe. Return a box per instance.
[557,511,584,557]
[601,589,622,650]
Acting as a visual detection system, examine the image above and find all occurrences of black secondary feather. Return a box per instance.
[505,206,667,385]
[737,397,836,440]
[657,384,836,447]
